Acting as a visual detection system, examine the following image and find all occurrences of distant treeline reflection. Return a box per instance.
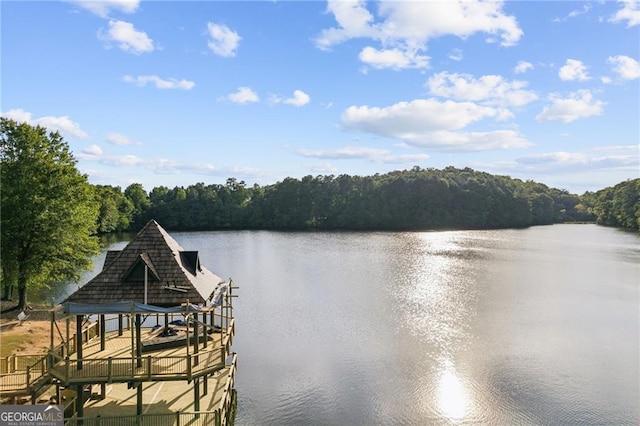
[95,166,640,233]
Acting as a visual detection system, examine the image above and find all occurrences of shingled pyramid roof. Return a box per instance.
[64,220,224,307]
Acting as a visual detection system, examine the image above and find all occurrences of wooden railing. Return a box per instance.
[49,320,235,385]
[218,353,238,426]
[62,354,238,426]
[0,313,235,395]
[0,354,48,394]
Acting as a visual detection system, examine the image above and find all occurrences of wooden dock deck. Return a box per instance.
[63,353,237,426]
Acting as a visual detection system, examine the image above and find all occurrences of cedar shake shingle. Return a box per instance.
[64,220,224,307]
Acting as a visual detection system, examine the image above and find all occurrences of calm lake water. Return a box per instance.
[64,224,639,425]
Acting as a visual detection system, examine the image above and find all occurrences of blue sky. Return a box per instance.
[2,1,639,194]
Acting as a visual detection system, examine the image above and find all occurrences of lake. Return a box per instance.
[64,224,639,425]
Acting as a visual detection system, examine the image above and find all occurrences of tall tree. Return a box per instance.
[1,118,100,309]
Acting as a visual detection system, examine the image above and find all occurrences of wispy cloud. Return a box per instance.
[99,20,154,54]
[1,108,88,139]
[552,3,592,22]
[448,48,463,62]
[206,23,241,57]
[536,89,604,123]
[67,0,140,18]
[106,132,140,145]
[123,74,195,90]
[510,145,639,174]
[82,144,103,156]
[152,158,218,175]
[297,146,429,164]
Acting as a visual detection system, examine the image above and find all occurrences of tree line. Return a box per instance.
[2,119,638,308]
[96,168,639,233]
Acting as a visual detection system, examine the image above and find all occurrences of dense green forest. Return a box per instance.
[92,167,640,233]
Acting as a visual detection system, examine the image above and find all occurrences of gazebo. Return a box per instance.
[49,220,237,423]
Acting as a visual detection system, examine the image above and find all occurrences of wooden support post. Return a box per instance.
[76,384,84,418]
[203,374,208,396]
[185,302,190,359]
[194,313,199,366]
[137,383,143,416]
[118,314,123,336]
[164,313,169,333]
[136,314,142,368]
[100,314,106,351]
[50,310,54,351]
[76,315,83,370]
[194,377,200,412]
[130,314,135,372]
[203,312,207,349]
[65,316,70,358]
[100,383,106,400]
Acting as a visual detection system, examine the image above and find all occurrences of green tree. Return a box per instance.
[124,183,151,228]
[0,118,100,309]
[94,185,134,233]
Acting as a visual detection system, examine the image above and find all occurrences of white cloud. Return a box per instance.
[123,74,195,90]
[2,108,89,139]
[341,98,530,151]
[558,59,590,81]
[568,3,592,18]
[297,146,429,164]
[343,99,495,133]
[553,3,592,22]
[426,72,538,107]
[536,90,604,123]
[271,90,311,107]
[83,144,103,156]
[514,60,533,74]
[35,116,89,139]
[206,23,241,57]
[99,20,154,54]
[513,145,639,173]
[608,55,640,79]
[307,162,339,175]
[106,132,139,145]
[227,87,259,104]
[101,154,144,166]
[285,90,311,107]
[609,0,640,27]
[315,0,522,71]
[314,0,377,50]
[152,158,218,175]
[359,46,429,70]
[76,149,144,166]
[1,108,32,123]
[67,0,140,18]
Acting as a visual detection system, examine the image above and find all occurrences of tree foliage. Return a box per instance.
[89,168,636,234]
[0,118,100,308]
[587,179,640,231]
[92,166,604,232]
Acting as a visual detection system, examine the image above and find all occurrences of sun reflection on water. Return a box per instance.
[437,363,470,421]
